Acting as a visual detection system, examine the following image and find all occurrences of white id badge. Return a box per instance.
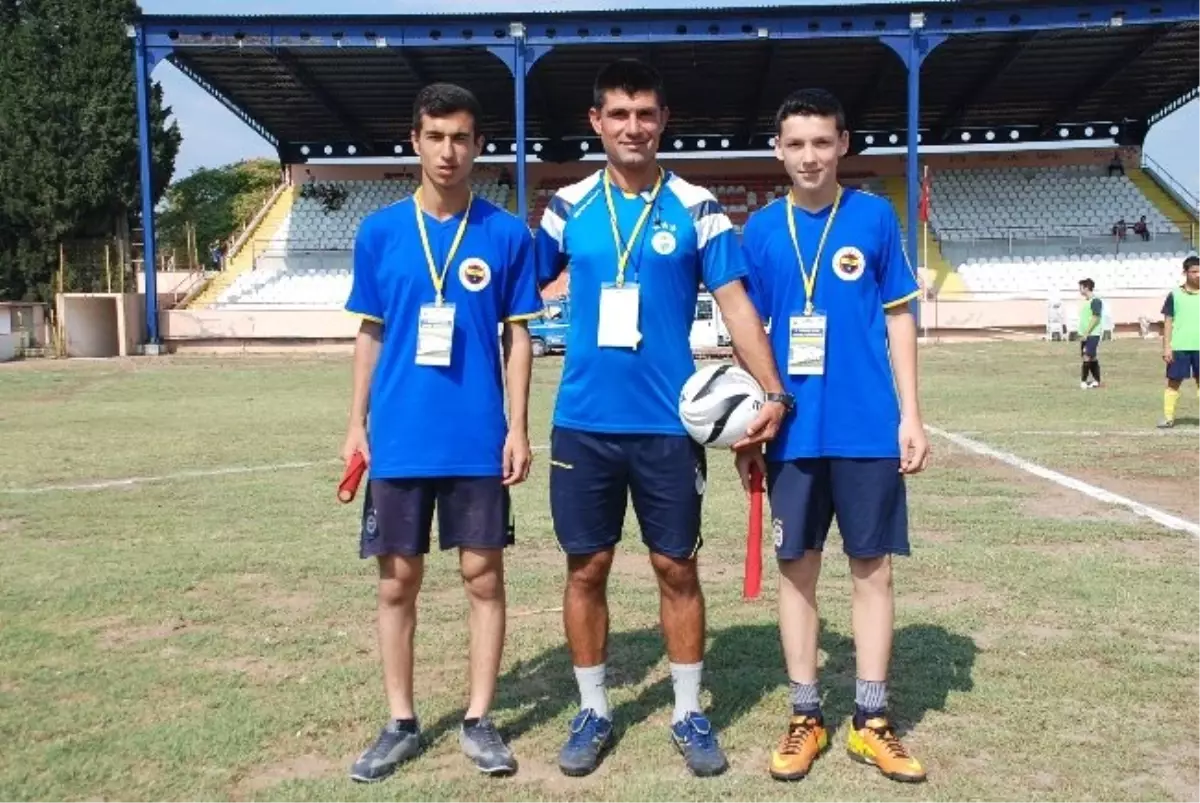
[416,302,456,367]
[597,283,642,349]
[787,313,827,376]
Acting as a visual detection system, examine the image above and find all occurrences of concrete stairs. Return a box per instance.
[188,185,297,309]
[1127,167,1198,249]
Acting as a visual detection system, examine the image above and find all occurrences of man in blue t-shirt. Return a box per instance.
[341,83,542,782]
[533,58,790,779]
[736,89,930,784]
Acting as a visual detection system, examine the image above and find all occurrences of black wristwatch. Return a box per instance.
[764,391,795,413]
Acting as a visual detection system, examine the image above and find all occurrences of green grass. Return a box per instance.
[1,338,1197,801]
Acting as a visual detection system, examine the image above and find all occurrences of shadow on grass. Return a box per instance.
[704,622,978,739]
[420,619,977,752]
[420,626,668,750]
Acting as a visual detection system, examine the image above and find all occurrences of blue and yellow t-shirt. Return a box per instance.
[533,169,747,435]
[742,188,919,460]
[345,194,542,478]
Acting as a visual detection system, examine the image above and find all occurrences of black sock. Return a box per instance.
[390,717,419,734]
[792,704,824,722]
[1090,362,1101,382]
[463,717,481,729]
[853,706,887,729]
[1081,363,1090,382]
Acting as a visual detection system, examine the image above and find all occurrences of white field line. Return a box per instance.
[0,445,552,496]
[928,425,1200,538]
[957,429,1198,438]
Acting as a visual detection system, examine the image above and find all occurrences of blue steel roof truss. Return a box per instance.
[137,0,1198,161]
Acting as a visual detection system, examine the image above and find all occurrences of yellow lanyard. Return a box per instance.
[414,186,473,306]
[604,167,664,287]
[785,185,843,316]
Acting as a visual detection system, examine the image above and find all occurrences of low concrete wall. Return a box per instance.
[924,294,1164,331]
[0,332,18,362]
[161,308,360,342]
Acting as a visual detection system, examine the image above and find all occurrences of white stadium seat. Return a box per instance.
[211,176,512,309]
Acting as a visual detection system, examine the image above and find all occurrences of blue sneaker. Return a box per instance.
[671,712,728,777]
[557,708,614,777]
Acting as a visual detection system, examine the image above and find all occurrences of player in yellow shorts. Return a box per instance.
[1158,255,1200,428]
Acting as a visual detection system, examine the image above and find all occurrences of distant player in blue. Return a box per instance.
[341,83,542,782]
[736,89,930,784]
[533,58,791,778]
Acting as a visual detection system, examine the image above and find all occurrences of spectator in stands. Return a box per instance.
[1077,278,1104,388]
[1133,215,1150,242]
[737,87,930,785]
[1111,218,1127,241]
[209,240,223,270]
[1108,151,1124,176]
[532,57,787,780]
[342,81,542,782]
[1158,255,1200,428]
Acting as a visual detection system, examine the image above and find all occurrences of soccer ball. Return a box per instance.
[678,363,764,449]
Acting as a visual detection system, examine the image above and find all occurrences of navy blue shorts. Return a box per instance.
[1166,350,1200,381]
[767,458,909,560]
[549,427,706,559]
[1080,336,1100,358]
[359,477,513,558]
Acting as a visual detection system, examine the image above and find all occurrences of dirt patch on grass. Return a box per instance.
[95,616,198,649]
[0,518,18,534]
[206,656,299,684]
[908,580,995,611]
[1121,754,1200,802]
[1024,538,1194,563]
[1074,468,1199,521]
[230,753,339,799]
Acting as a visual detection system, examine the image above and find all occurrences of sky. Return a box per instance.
[140,0,1199,200]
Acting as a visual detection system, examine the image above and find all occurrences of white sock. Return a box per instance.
[670,661,703,724]
[574,664,609,719]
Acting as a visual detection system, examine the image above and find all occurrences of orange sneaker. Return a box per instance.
[846,716,926,783]
[769,714,828,781]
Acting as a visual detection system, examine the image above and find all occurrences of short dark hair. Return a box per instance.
[1184,255,1199,270]
[412,82,483,134]
[592,58,666,109]
[774,88,847,134]
[1079,278,1095,291]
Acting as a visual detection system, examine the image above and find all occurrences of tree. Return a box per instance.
[157,159,282,270]
[0,0,181,301]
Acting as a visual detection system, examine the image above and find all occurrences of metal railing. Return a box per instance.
[1141,151,1199,216]
[936,226,1192,263]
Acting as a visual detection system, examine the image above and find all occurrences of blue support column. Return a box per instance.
[513,40,529,224]
[881,30,945,321]
[488,38,552,227]
[132,26,162,346]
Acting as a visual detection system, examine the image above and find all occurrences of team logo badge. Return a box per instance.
[458,258,492,291]
[772,518,784,548]
[832,246,866,281]
[651,230,677,255]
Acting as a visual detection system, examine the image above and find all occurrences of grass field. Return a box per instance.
[1,338,1197,801]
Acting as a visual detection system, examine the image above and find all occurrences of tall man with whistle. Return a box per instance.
[735,88,930,784]
[341,83,542,782]
[533,58,790,779]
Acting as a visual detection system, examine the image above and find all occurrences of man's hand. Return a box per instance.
[734,445,767,493]
[502,430,532,486]
[731,400,787,451]
[1163,347,1174,365]
[342,422,370,466]
[898,416,930,475]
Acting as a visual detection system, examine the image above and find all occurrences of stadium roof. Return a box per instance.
[139,0,1199,162]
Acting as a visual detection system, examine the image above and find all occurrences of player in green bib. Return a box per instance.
[1158,255,1200,428]
[1076,278,1104,389]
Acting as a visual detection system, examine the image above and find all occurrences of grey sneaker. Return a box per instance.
[349,720,421,783]
[459,716,517,776]
[1158,417,1176,429]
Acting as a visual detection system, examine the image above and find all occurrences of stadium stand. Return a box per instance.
[195,163,1194,311]
[201,176,512,309]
